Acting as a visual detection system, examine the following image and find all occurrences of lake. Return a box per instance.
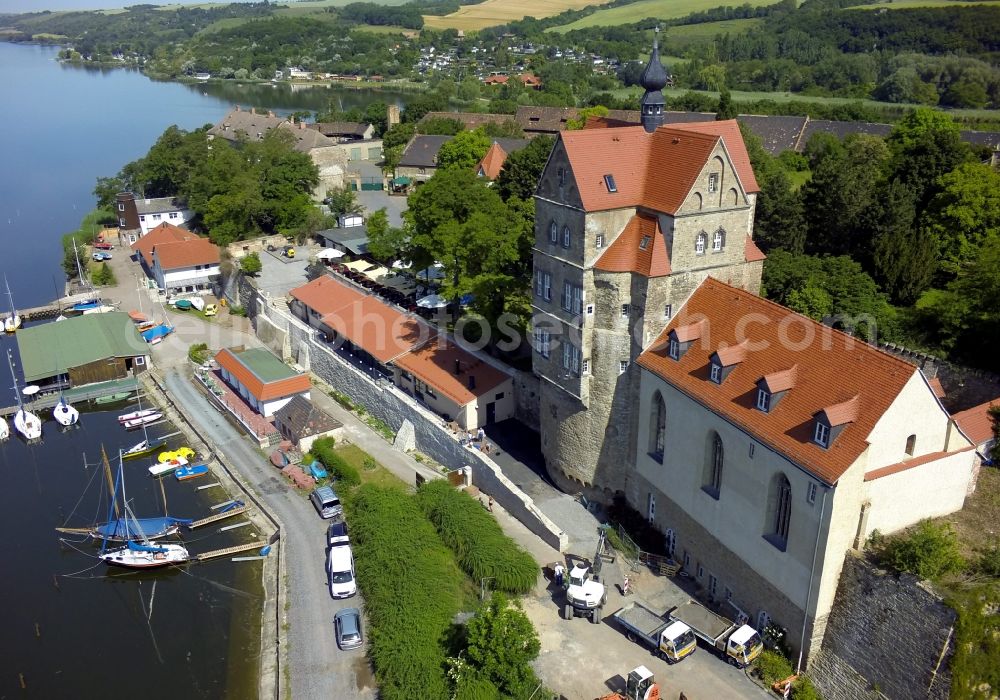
[0,42,407,309]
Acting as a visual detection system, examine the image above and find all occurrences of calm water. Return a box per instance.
[0,42,406,308]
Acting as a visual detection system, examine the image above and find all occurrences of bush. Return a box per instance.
[91,261,116,286]
[239,252,261,276]
[753,649,794,686]
[977,545,1000,578]
[229,304,247,317]
[416,480,538,594]
[347,485,465,700]
[311,437,360,488]
[792,675,822,700]
[188,342,210,364]
[883,519,965,580]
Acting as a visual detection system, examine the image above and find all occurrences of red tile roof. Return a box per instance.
[714,340,748,367]
[928,377,946,399]
[131,222,198,267]
[154,238,220,270]
[819,395,860,426]
[864,446,975,482]
[673,319,705,343]
[559,120,759,214]
[214,348,311,402]
[393,336,510,405]
[637,278,919,484]
[484,75,509,85]
[762,365,798,393]
[594,213,671,277]
[477,142,509,180]
[953,400,999,446]
[745,235,766,262]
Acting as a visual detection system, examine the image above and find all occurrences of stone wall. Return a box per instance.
[511,368,541,429]
[879,342,1000,413]
[225,234,288,261]
[810,554,954,700]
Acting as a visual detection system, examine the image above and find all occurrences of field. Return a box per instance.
[550,0,775,31]
[666,18,760,49]
[424,0,614,31]
[852,0,1000,8]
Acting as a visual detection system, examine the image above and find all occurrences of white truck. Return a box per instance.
[667,600,763,668]
[563,561,607,623]
[612,600,698,664]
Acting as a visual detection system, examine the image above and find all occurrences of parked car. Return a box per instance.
[327,521,349,548]
[92,251,111,261]
[203,303,218,317]
[327,544,357,599]
[94,241,114,251]
[334,608,363,650]
[310,485,343,520]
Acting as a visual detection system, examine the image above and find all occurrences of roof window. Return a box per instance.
[604,174,618,193]
[639,235,651,250]
[813,395,859,449]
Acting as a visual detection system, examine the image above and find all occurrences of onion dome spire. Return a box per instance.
[640,27,669,133]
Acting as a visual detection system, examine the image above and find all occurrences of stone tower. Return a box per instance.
[529,41,765,494]
[640,28,668,133]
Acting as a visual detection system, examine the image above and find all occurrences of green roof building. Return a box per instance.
[16,312,150,386]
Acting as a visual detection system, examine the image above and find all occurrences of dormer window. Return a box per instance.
[695,233,706,255]
[814,421,830,448]
[639,235,651,250]
[668,338,680,360]
[710,362,722,384]
[756,389,771,412]
[604,174,617,193]
[813,395,858,449]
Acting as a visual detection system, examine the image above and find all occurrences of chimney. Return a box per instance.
[454,359,461,375]
[467,375,476,391]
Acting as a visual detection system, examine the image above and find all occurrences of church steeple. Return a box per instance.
[640,27,669,133]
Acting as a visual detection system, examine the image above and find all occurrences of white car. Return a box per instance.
[327,545,357,599]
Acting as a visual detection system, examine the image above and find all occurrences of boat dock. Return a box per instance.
[195,540,271,562]
[0,378,139,418]
[188,504,250,529]
[0,292,111,325]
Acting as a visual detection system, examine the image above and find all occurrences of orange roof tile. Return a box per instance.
[673,319,705,343]
[714,339,748,367]
[953,400,999,445]
[928,376,946,399]
[594,213,671,277]
[153,238,220,270]
[393,336,509,406]
[819,395,860,427]
[289,275,366,317]
[637,278,919,484]
[484,75,509,85]
[864,446,975,481]
[476,142,509,180]
[559,120,759,214]
[214,347,311,402]
[131,222,198,267]
[745,235,766,262]
[762,365,798,393]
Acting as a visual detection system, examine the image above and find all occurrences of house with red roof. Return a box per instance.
[475,141,509,181]
[953,399,998,462]
[214,346,311,417]
[130,222,220,294]
[631,278,976,663]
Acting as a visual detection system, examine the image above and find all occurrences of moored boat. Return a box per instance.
[189,297,205,312]
[95,392,132,404]
[100,540,190,569]
[0,416,8,441]
[122,438,167,460]
[173,299,192,310]
[149,457,187,477]
[4,276,21,333]
[57,516,192,543]
[123,412,162,429]
[118,408,157,424]
[175,464,209,481]
[7,350,41,441]
[53,397,79,427]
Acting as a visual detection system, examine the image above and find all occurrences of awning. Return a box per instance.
[417,294,448,309]
[392,176,412,186]
[316,248,345,260]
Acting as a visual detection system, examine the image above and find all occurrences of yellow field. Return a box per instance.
[551,0,776,31]
[423,0,614,31]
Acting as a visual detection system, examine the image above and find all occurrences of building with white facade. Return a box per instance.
[131,222,220,293]
[215,346,312,417]
[115,192,193,244]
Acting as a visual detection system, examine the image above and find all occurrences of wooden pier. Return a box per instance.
[195,540,271,562]
[188,504,250,529]
[0,304,63,324]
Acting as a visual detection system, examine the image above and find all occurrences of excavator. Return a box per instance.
[597,666,660,700]
[563,527,613,623]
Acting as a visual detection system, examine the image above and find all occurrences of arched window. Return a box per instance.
[549,221,558,243]
[649,391,666,462]
[712,228,726,252]
[562,225,571,248]
[905,434,916,456]
[766,473,792,550]
[702,431,723,499]
[695,232,707,255]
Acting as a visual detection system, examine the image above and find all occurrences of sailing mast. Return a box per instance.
[3,276,21,333]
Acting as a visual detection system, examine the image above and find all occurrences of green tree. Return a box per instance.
[886,108,973,208]
[884,519,965,580]
[565,105,608,130]
[495,135,553,203]
[436,130,492,170]
[871,179,936,304]
[479,120,523,139]
[715,88,737,120]
[462,593,541,699]
[325,186,363,217]
[366,208,408,264]
[742,126,805,253]
[383,122,417,150]
[239,252,262,276]
[418,116,465,136]
[93,176,126,210]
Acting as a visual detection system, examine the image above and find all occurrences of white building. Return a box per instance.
[131,222,220,293]
[215,347,312,418]
[115,192,193,244]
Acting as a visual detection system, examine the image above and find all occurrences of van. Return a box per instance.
[310,486,343,520]
[327,545,357,599]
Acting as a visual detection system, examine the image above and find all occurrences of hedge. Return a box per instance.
[347,485,465,700]
[310,437,360,488]
[416,480,538,595]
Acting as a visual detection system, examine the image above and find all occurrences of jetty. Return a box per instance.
[0,293,114,325]
[188,503,250,529]
[195,540,271,562]
[0,378,138,418]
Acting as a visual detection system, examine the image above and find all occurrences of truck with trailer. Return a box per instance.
[612,600,697,664]
[667,600,762,668]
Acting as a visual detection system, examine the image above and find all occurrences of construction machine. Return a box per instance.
[597,666,660,700]
[563,527,613,623]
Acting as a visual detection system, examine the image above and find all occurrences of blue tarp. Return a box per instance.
[127,540,169,553]
[141,324,173,342]
[96,516,192,540]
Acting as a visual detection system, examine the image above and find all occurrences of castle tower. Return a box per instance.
[639,27,668,133]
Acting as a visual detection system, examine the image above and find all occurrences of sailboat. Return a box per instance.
[3,276,21,333]
[66,239,116,316]
[121,393,166,460]
[98,451,191,569]
[0,416,8,441]
[50,344,79,427]
[6,349,41,441]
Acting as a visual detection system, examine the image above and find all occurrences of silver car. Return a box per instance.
[334,608,363,650]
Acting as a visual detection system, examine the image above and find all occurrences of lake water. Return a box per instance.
[0,42,406,309]
[0,42,407,698]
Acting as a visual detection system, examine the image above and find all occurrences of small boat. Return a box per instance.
[53,397,80,427]
[124,412,162,430]
[100,540,190,569]
[96,392,132,404]
[141,323,173,343]
[135,321,156,333]
[128,310,149,324]
[58,516,192,543]
[175,464,208,481]
[0,416,8,441]
[270,450,289,468]
[7,350,41,441]
[308,460,328,480]
[4,276,21,333]
[149,457,188,477]
[123,439,167,460]
[174,299,192,310]
[118,408,157,424]
[189,297,205,312]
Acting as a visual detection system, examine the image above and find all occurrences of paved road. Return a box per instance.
[165,369,375,700]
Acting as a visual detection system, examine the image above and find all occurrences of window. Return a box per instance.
[582,358,590,374]
[649,391,666,461]
[586,304,594,315]
[683,551,691,569]
[668,338,680,361]
[596,234,604,248]
[749,443,755,459]
[695,232,707,255]
[757,611,771,633]
[619,360,629,374]
[639,235,651,250]
[604,174,617,193]
[549,221,558,243]
[169,212,178,219]
[766,473,792,550]
[814,421,830,447]
[696,563,704,579]
[807,482,818,505]
[118,203,125,211]
[724,586,734,602]
[905,434,916,456]
[562,342,580,374]
[708,574,718,598]
[703,432,723,499]
[535,271,543,297]
[135,356,145,365]
[562,225,571,248]
[495,392,505,400]
[756,389,771,412]
[558,167,566,186]
[708,173,718,193]
[621,303,630,318]
[664,304,672,320]
[712,229,724,252]
[152,214,161,220]
[119,218,126,227]
[534,329,550,359]
[710,363,722,384]
[535,271,551,300]
[647,493,656,522]
[665,529,676,559]
[562,283,583,315]
[139,215,146,222]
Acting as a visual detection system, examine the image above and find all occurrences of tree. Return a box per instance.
[418,117,465,136]
[886,108,973,208]
[871,180,935,304]
[495,136,554,203]
[462,593,540,699]
[741,126,805,253]
[565,105,608,130]
[325,186,363,217]
[366,208,408,264]
[239,252,262,276]
[383,122,416,150]
[715,88,737,120]
[479,120,523,139]
[883,520,965,580]
[436,130,492,171]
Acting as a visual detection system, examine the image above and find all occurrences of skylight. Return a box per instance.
[639,236,651,250]
[604,174,617,193]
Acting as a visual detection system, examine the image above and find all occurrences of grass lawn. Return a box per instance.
[550,0,774,32]
[787,169,811,190]
[424,0,614,31]
[667,18,761,49]
[334,444,408,490]
[939,466,1000,561]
